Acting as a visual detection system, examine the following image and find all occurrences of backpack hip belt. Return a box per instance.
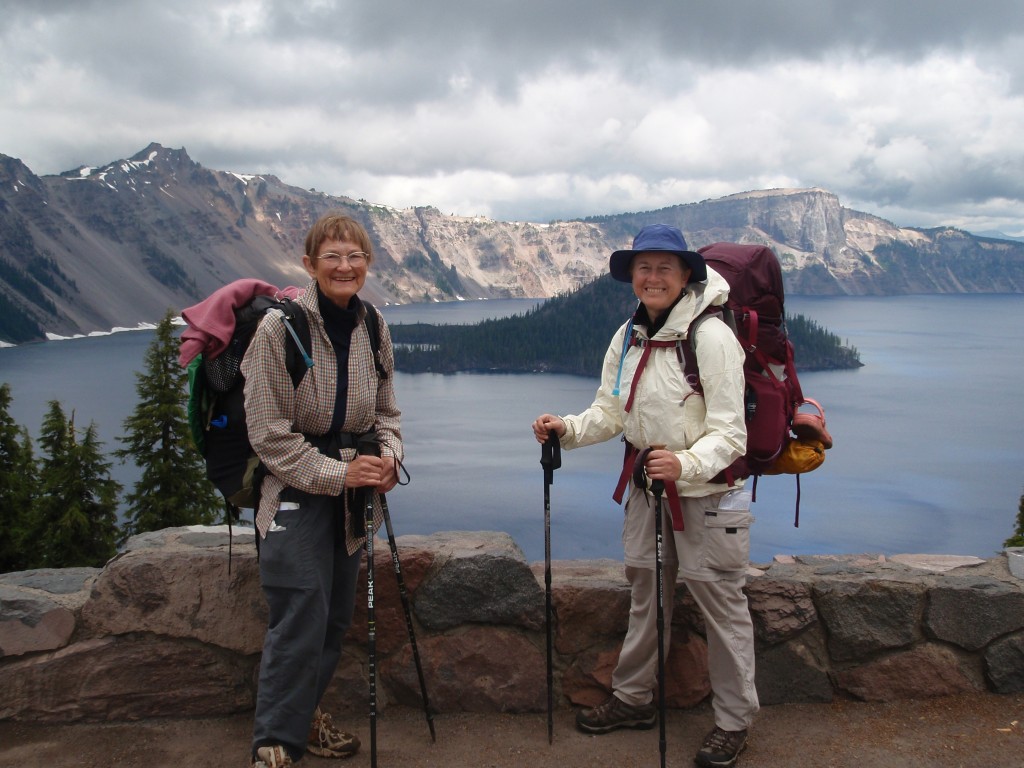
[306,428,378,454]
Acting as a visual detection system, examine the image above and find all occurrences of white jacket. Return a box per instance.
[561,267,747,498]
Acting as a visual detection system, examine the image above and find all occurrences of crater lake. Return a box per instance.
[2,294,1022,565]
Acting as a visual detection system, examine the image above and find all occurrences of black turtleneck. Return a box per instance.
[316,287,362,432]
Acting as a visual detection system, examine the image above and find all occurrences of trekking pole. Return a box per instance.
[380,492,436,742]
[650,473,668,768]
[540,430,561,744]
[357,438,380,768]
[634,445,667,768]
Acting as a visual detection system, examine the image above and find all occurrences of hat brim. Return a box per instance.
[609,249,708,284]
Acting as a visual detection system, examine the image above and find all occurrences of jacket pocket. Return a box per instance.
[701,509,754,572]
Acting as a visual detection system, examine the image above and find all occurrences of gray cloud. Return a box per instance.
[2,0,1022,234]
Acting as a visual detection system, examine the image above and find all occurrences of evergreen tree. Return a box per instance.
[29,400,73,567]
[0,383,37,573]
[115,310,219,538]
[71,422,122,563]
[31,402,120,568]
[1005,490,1024,548]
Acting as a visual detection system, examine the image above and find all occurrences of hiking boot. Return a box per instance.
[575,694,657,734]
[307,707,361,759]
[251,745,292,768]
[694,726,748,768]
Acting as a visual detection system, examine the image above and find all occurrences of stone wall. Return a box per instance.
[1,527,1022,722]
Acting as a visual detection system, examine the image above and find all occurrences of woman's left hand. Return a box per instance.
[345,455,387,489]
[644,449,682,483]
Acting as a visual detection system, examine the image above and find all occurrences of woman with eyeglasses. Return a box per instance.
[241,211,403,768]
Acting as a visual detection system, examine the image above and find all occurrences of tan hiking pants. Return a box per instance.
[612,487,760,731]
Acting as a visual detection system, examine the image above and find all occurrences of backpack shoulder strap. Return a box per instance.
[279,298,313,388]
[186,355,209,454]
[681,308,725,392]
[361,300,387,379]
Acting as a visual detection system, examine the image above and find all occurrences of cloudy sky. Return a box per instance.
[2,1,1022,235]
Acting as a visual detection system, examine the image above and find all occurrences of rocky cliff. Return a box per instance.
[1,527,1021,722]
[2,145,1023,343]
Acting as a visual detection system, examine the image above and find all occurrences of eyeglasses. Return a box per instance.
[317,251,368,267]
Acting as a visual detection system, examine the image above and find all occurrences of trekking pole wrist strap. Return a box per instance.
[613,442,684,531]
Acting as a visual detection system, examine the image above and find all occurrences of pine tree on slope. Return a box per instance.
[31,401,120,568]
[115,310,219,539]
[0,383,38,573]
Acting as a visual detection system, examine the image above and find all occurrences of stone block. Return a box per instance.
[833,644,980,702]
[888,554,986,572]
[0,568,96,659]
[80,528,266,655]
[0,587,76,658]
[543,559,630,655]
[559,632,710,710]
[813,579,924,661]
[561,644,622,707]
[925,576,1024,651]
[0,636,255,721]
[382,625,544,713]
[0,567,99,595]
[755,634,833,705]
[984,631,1024,693]
[408,531,543,631]
[745,574,817,645]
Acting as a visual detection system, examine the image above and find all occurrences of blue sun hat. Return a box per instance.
[609,224,707,284]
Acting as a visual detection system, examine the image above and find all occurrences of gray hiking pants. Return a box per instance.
[252,492,363,760]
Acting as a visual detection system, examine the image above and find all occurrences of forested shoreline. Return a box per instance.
[391,274,863,375]
[0,315,220,574]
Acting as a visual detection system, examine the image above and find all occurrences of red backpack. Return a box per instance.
[682,242,829,524]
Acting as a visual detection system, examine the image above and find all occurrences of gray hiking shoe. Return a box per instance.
[575,694,657,734]
[307,706,360,759]
[250,745,292,768]
[695,726,748,768]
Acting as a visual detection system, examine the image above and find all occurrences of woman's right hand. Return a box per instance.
[532,414,566,444]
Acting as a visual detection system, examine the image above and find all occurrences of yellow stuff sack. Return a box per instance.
[764,438,826,475]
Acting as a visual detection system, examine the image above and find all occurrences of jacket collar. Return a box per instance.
[638,266,731,340]
[298,280,367,325]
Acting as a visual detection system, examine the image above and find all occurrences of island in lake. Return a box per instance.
[390,274,862,376]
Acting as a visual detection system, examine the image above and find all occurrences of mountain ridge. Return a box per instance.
[1,143,1022,343]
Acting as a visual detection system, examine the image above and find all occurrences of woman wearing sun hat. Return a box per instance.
[532,224,757,768]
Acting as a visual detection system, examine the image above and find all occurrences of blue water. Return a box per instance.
[2,295,1022,564]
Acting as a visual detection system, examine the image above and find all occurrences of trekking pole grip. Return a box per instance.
[649,444,665,496]
[357,431,381,458]
[541,430,561,484]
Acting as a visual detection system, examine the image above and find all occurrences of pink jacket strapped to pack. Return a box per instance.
[177,279,304,367]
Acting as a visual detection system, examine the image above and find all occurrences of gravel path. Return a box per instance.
[1,692,1021,768]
